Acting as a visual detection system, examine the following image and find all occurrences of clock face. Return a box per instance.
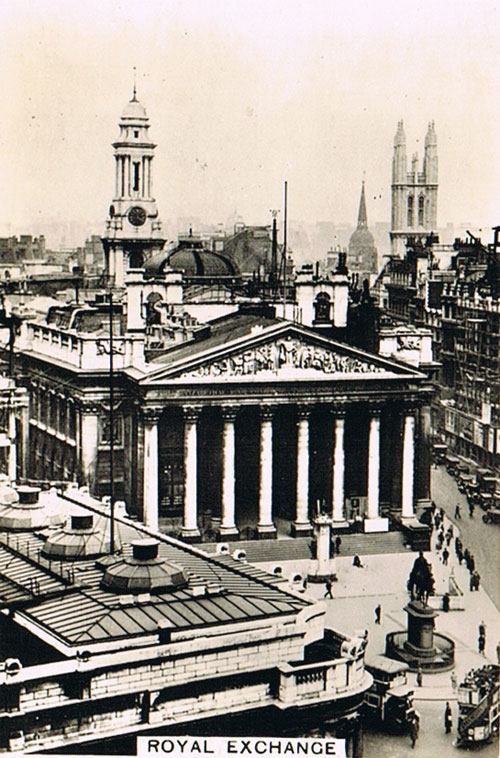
[128,206,147,227]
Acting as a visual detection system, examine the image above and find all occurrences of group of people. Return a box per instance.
[432,506,482,591]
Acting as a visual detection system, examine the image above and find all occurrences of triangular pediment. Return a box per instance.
[137,321,424,386]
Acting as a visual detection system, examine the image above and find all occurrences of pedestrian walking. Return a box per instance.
[450,671,458,691]
[324,579,333,599]
[469,556,475,573]
[474,572,480,590]
[478,633,485,656]
[374,604,381,624]
[409,715,419,749]
[457,548,463,565]
[469,574,475,591]
[416,670,423,688]
[478,621,486,641]
[442,548,449,566]
[454,504,461,519]
[335,535,342,554]
[496,642,500,664]
[442,593,450,612]
[444,702,452,734]
[468,501,475,518]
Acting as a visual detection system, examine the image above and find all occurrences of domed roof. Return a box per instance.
[349,226,376,249]
[146,237,240,279]
[101,539,189,594]
[42,513,112,560]
[121,96,148,121]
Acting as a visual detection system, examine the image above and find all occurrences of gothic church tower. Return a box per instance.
[102,87,165,288]
[390,121,438,257]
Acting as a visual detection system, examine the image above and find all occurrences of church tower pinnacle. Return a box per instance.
[102,88,165,288]
[357,180,368,229]
[347,180,378,275]
[390,121,438,256]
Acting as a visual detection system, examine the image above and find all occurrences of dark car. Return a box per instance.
[482,507,500,524]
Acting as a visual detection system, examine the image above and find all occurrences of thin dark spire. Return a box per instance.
[132,66,137,101]
[357,180,368,229]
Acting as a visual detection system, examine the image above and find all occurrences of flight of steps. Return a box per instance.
[205,530,408,564]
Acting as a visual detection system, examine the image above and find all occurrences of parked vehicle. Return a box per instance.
[476,469,496,494]
[432,443,447,465]
[446,455,460,476]
[482,507,500,525]
[458,473,474,494]
[479,493,495,512]
[364,655,415,732]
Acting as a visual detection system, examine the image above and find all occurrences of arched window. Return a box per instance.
[407,196,414,227]
[418,196,424,226]
[128,251,144,269]
[133,162,140,192]
[313,292,331,324]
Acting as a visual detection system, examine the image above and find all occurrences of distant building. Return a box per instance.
[0,89,434,546]
[390,121,438,257]
[0,235,46,263]
[76,235,105,276]
[347,182,378,277]
[379,229,500,473]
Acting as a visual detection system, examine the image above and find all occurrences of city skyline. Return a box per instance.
[1,0,499,251]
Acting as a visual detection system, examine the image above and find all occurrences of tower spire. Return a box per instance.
[357,179,368,229]
[132,66,137,102]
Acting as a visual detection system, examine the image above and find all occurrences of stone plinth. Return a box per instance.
[385,599,455,673]
[404,600,438,658]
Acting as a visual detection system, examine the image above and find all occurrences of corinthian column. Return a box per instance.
[402,410,416,520]
[182,406,201,541]
[143,409,160,532]
[364,406,389,532]
[292,406,312,537]
[332,409,347,523]
[220,407,239,539]
[257,406,276,538]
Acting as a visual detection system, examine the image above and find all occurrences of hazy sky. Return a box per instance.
[0,0,499,250]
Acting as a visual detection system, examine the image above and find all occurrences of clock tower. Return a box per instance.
[102,87,165,287]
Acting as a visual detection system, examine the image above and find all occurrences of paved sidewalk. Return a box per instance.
[256,543,499,702]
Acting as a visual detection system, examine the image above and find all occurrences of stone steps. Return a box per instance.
[205,530,408,563]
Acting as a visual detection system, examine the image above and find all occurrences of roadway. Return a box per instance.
[430,465,500,610]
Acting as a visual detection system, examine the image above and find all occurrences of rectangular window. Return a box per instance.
[133,163,140,192]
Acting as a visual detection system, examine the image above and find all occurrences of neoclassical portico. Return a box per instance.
[132,316,434,540]
[140,397,423,540]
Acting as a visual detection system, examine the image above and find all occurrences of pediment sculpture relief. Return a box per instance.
[185,337,386,379]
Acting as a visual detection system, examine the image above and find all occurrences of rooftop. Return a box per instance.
[0,489,309,653]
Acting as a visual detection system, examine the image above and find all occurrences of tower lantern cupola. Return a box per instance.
[102,87,165,288]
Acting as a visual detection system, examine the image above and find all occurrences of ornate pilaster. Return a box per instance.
[220,406,239,539]
[257,406,276,538]
[142,407,161,532]
[182,406,201,541]
[332,407,347,524]
[365,406,389,533]
[402,409,416,521]
[292,405,312,537]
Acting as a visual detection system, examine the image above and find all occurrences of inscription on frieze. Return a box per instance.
[184,338,386,379]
